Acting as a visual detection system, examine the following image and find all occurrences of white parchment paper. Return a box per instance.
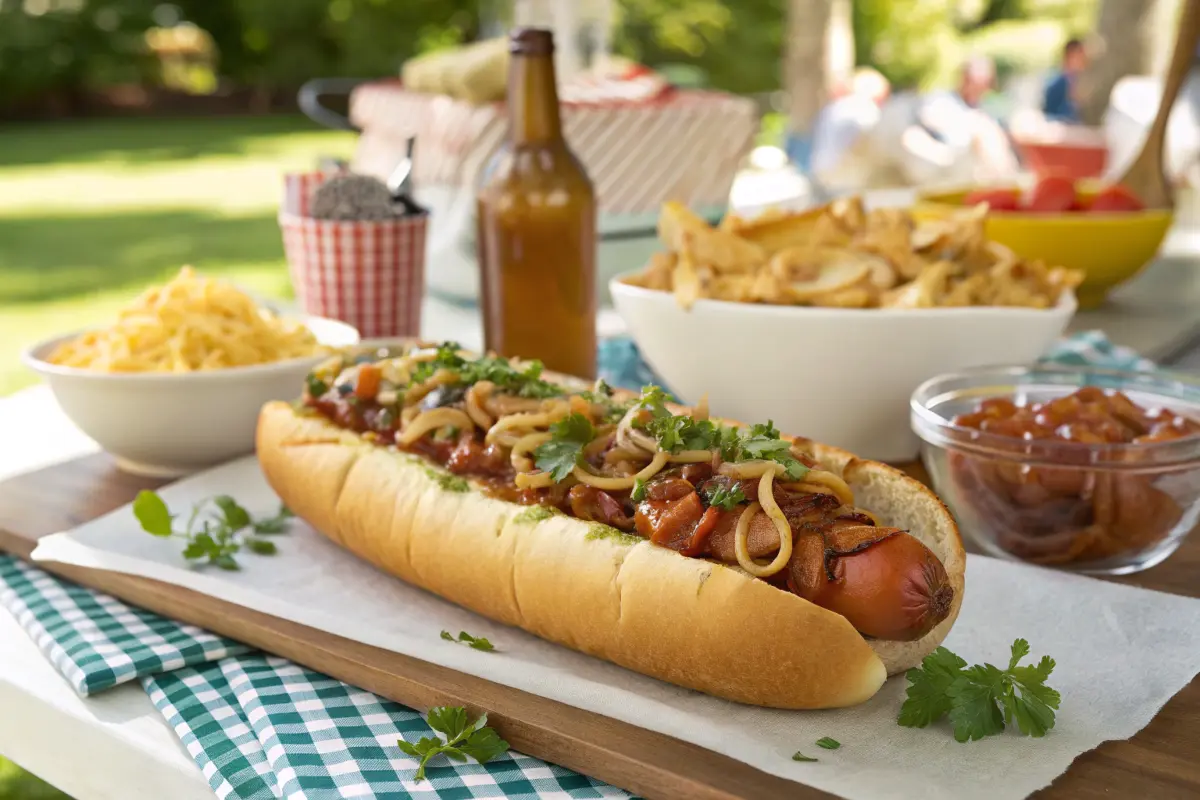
[32,457,1200,800]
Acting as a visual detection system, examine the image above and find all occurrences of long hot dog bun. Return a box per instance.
[256,401,964,709]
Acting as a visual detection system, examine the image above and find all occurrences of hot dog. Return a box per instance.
[256,342,965,709]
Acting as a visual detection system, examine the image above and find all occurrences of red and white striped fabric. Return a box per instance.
[279,172,426,339]
[348,82,757,216]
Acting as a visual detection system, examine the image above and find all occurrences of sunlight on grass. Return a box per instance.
[0,115,355,396]
[0,756,68,800]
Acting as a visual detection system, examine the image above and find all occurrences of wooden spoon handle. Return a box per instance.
[1118,0,1200,207]
[1150,0,1200,146]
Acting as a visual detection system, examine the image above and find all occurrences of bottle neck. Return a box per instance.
[508,53,563,144]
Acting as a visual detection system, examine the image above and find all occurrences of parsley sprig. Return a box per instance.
[634,386,809,480]
[580,379,634,423]
[410,342,562,399]
[397,706,510,781]
[898,640,1061,742]
[702,481,745,511]
[133,491,293,570]
[441,630,496,652]
[533,413,596,481]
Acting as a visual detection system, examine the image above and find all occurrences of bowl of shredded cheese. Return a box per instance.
[22,267,360,476]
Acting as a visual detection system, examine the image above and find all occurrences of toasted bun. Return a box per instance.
[257,402,963,708]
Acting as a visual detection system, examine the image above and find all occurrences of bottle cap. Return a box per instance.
[510,27,554,56]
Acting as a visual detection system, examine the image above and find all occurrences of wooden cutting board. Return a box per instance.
[1,454,1199,800]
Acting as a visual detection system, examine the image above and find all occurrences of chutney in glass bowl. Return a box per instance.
[911,365,1200,574]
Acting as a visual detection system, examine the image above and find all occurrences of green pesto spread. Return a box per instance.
[584,523,643,547]
[424,468,469,493]
[513,506,558,524]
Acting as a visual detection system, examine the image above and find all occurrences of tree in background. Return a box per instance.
[782,0,849,144]
[1078,0,1175,124]
[0,0,1177,125]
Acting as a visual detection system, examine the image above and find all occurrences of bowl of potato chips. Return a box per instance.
[610,199,1080,462]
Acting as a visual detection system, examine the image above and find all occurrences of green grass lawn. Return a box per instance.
[0,114,356,396]
[0,114,355,797]
[0,758,63,800]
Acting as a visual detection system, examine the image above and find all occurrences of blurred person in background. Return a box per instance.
[871,55,1019,188]
[808,67,893,197]
[1043,38,1089,123]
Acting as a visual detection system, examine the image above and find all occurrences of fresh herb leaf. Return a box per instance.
[427,706,469,739]
[134,495,294,569]
[1007,638,1031,670]
[253,506,294,534]
[133,491,174,537]
[628,388,808,478]
[580,379,632,423]
[634,386,715,453]
[791,752,818,762]
[213,554,240,571]
[305,373,329,398]
[588,379,613,398]
[533,413,596,482]
[948,677,1007,742]
[702,481,745,511]
[631,478,647,503]
[246,538,277,556]
[897,641,1059,742]
[401,706,509,781]
[734,422,809,480]
[182,540,209,560]
[815,737,841,750]
[409,343,563,399]
[458,725,510,763]
[897,647,968,729]
[212,495,251,532]
[441,630,496,652]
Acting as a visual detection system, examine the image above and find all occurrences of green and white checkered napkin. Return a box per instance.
[0,555,631,799]
[0,331,1161,799]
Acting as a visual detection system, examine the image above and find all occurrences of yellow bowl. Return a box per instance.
[914,188,1173,309]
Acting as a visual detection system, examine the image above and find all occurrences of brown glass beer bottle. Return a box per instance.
[476,27,597,378]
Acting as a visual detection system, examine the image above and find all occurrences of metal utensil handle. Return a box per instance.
[297,78,370,131]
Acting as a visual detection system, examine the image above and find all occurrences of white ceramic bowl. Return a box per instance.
[610,277,1077,463]
[23,316,360,477]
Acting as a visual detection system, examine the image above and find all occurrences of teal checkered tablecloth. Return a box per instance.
[0,331,1161,800]
[596,330,1157,395]
[0,556,631,800]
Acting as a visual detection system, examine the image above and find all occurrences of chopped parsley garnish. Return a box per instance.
[631,478,648,503]
[815,737,841,750]
[580,379,634,423]
[533,413,596,481]
[409,342,562,398]
[632,386,809,479]
[702,481,745,511]
[305,373,329,398]
[791,751,819,763]
[898,639,1060,742]
[440,630,495,651]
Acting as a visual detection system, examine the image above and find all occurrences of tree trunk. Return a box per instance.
[784,0,852,136]
[1078,0,1173,125]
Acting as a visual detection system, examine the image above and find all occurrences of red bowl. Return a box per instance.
[1015,138,1108,181]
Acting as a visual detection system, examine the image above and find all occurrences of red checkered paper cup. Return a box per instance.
[279,172,427,338]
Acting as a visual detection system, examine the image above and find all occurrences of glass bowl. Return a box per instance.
[911,364,1200,575]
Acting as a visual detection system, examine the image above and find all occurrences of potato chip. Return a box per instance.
[631,198,1084,311]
